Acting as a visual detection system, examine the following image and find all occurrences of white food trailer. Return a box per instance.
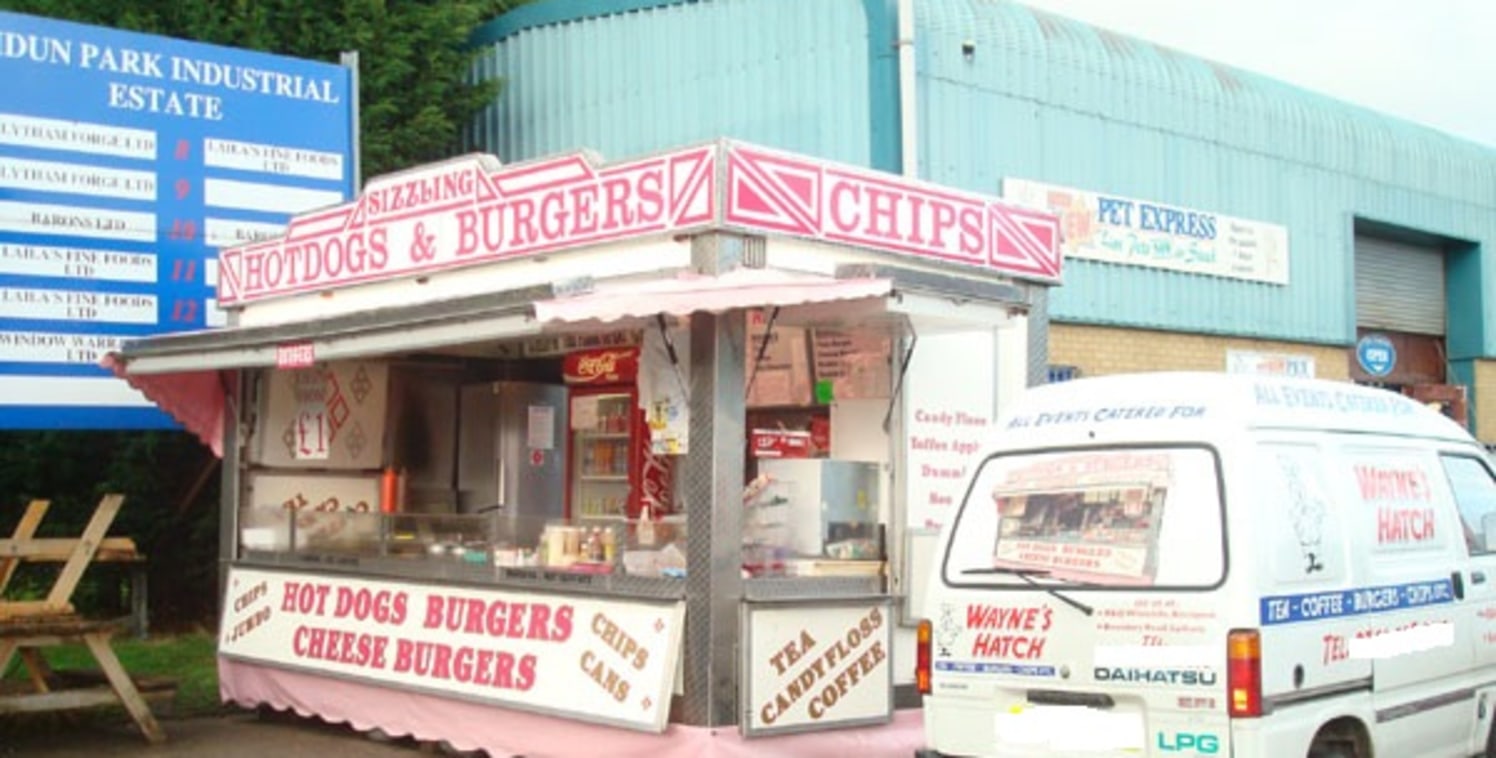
[109,139,1061,757]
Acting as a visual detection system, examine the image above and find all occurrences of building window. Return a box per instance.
[1047,365,1080,384]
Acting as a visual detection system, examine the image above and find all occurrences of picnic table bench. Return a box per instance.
[0,495,166,744]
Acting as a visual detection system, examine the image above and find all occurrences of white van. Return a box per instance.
[916,372,1496,758]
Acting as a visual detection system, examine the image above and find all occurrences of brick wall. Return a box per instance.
[1049,324,1351,381]
[1475,360,1496,443]
[1047,325,1496,444]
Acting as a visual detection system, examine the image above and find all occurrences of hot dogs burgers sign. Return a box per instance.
[220,566,686,732]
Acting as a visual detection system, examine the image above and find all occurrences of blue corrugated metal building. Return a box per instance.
[468,0,1496,441]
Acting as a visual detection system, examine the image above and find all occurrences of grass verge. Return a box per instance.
[0,631,224,735]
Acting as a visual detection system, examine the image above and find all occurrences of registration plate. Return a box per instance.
[994,704,1144,754]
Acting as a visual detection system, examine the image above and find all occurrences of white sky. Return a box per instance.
[1015,0,1496,148]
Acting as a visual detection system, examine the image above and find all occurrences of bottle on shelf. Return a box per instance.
[589,527,606,562]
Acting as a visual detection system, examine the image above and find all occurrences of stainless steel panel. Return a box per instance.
[457,382,500,510]
[220,369,246,598]
[680,309,746,727]
[456,382,568,546]
[755,459,880,557]
[497,382,568,538]
[1027,285,1050,387]
[234,554,687,601]
[742,576,883,601]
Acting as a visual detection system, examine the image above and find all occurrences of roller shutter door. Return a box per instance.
[1354,236,1445,335]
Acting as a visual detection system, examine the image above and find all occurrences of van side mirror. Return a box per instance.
[1482,513,1496,552]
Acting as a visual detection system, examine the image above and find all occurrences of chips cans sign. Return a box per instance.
[220,566,686,732]
[741,600,893,736]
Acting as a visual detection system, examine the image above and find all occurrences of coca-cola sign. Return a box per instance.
[639,447,674,517]
[563,348,639,385]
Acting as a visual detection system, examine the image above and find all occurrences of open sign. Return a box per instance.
[1356,334,1396,377]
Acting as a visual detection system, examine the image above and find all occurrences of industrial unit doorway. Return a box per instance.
[1352,233,1467,425]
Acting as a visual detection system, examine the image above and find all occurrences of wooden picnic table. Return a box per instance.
[0,495,166,744]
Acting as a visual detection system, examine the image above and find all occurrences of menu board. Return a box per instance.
[746,310,812,407]
[811,329,892,400]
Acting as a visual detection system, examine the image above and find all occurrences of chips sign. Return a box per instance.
[216,141,1062,305]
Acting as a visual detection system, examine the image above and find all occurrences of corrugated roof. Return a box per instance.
[927,0,1496,203]
[918,0,1496,347]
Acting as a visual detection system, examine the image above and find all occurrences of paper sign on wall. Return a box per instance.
[527,405,555,450]
[255,360,388,470]
[292,371,332,461]
[747,311,811,407]
[903,332,995,531]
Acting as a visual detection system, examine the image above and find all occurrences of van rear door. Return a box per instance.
[928,445,1230,755]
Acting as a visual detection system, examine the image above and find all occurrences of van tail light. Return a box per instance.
[916,619,933,695]
[1227,629,1263,718]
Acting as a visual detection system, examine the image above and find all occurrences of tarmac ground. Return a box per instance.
[0,708,470,758]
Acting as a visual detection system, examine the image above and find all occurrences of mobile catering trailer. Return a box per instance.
[109,140,1062,757]
[917,371,1496,758]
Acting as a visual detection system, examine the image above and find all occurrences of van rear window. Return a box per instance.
[943,446,1226,590]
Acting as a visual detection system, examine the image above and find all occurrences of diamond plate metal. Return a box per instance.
[219,370,245,599]
[742,576,883,600]
[679,310,746,727]
[690,232,762,275]
[1026,285,1051,387]
[236,552,689,600]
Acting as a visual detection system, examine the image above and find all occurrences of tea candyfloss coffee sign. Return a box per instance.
[742,600,893,736]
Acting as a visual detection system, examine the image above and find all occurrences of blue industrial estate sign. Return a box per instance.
[0,11,354,429]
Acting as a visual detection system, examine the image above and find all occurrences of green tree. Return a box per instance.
[0,0,533,628]
[0,0,528,178]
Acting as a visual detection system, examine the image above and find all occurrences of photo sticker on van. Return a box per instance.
[988,453,1173,585]
[943,446,1225,590]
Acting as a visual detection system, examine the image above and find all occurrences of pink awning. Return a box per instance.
[100,353,233,458]
[533,269,892,325]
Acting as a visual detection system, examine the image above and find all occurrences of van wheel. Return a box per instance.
[1307,743,1355,758]
[1485,716,1496,758]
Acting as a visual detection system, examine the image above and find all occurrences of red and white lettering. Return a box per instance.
[1378,508,1436,544]
[217,143,1059,305]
